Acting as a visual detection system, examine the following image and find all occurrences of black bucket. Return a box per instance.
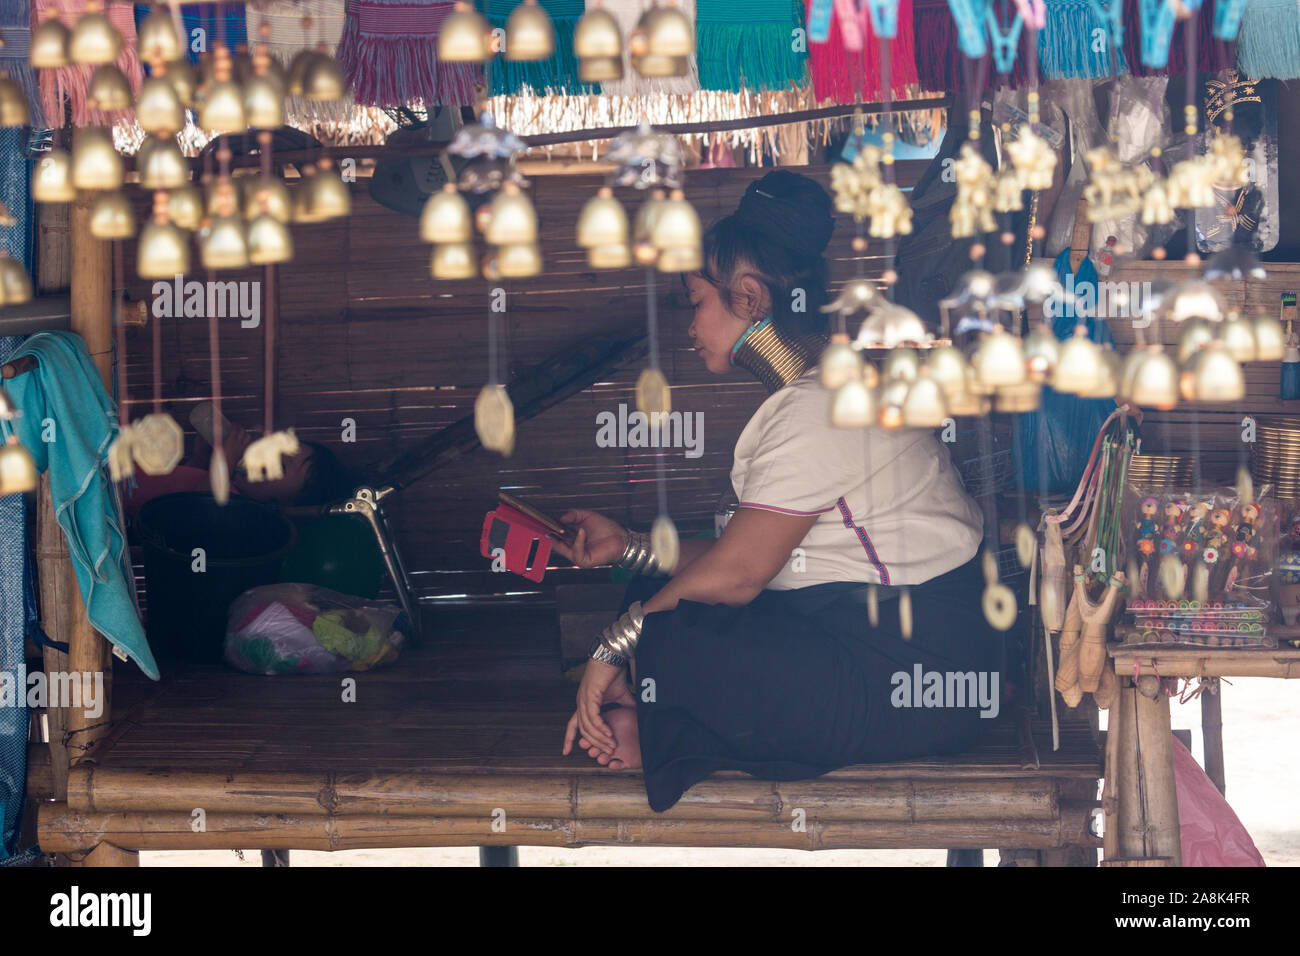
[138,492,297,664]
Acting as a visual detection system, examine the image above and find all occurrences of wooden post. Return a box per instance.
[1113,680,1181,865]
[34,198,123,862]
[1200,678,1225,796]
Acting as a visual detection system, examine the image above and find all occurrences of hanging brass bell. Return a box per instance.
[247,213,293,265]
[650,189,701,252]
[1117,346,1147,403]
[0,76,30,127]
[574,7,622,59]
[1167,280,1226,323]
[198,80,247,134]
[243,74,285,129]
[88,190,136,239]
[588,243,630,269]
[881,347,919,382]
[901,373,950,428]
[631,53,689,78]
[0,437,38,495]
[1079,347,1120,399]
[87,64,132,112]
[32,149,75,203]
[421,184,473,243]
[139,137,188,190]
[830,379,876,428]
[137,220,191,278]
[295,166,351,222]
[1191,342,1245,403]
[820,336,863,390]
[285,50,314,97]
[430,242,477,280]
[877,379,909,429]
[1252,313,1286,362]
[579,55,623,82]
[485,184,538,245]
[30,17,71,69]
[199,215,248,270]
[994,381,1042,413]
[438,2,493,63]
[1177,317,1215,364]
[506,0,556,61]
[0,255,33,305]
[165,59,197,108]
[136,75,185,134]
[1221,312,1258,363]
[973,328,1027,387]
[1129,347,1179,410]
[242,176,291,223]
[576,187,628,248]
[301,54,347,102]
[71,127,123,190]
[1052,328,1103,395]
[495,242,542,278]
[137,10,183,63]
[1023,326,1059,383]
[636,5,695,58]
[166,184,203,230]
[69,10,123,65]
[926,344,969,397]
[656,244,701,272]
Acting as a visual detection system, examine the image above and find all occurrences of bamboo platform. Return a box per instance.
[38,604,1102,854]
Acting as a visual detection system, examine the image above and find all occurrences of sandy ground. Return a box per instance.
[142,677,1299,867]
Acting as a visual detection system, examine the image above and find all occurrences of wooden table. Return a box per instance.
[1101,634,1300,866]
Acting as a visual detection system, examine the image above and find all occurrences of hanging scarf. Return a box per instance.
[336,0,480,108]
[1236,0,1300,80]
[698,0,809,92]
[484,0,587,95]
[807,0,918,102]
[0,0,41,129]
[33,0,141,127]
[247,0,353,123]
[1122,0,1234,77]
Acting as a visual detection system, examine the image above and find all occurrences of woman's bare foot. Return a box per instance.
[579,706,642,770]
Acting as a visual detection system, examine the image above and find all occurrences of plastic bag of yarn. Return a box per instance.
[224,582,408,675]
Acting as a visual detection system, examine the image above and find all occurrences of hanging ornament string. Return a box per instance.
[645,265,669,523]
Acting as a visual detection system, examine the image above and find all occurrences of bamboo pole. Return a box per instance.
[1110,649,1300,679]
[1113,682,1182,864]
[1201,679,1225,796]
[39,802,1098,853]
[68,766,1067,823]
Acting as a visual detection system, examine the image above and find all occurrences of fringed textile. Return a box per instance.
[594,0,700,97]
[336,0,480,108]
[697,0,808,92]
[485,0,588,95]
[0,2,42,129]
[806,0,918,103]
[247,0,353,124]
[1122,0,1234,77]
[1037,0,1124,78]
[34,0,141,127]
[1236,0,1300,79]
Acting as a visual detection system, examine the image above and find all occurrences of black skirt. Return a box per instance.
[627,556,1004,812]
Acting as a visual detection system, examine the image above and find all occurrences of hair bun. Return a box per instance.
[731,170,835,262]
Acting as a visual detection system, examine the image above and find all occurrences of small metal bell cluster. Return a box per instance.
[573,124,700,272]
[950,143,997,239]
[829,138,913,240]
[425,116,539,279]
[575,0,695,80]
[440,0,557,64]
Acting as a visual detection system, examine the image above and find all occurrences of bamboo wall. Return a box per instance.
[120,164,923,588]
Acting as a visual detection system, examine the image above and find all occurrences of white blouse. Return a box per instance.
[730,368,984,589]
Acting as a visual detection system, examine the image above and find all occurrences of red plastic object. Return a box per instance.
[480,502,556,582]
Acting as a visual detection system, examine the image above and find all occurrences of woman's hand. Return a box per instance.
[561,658,633,756]
[550,509,628,569]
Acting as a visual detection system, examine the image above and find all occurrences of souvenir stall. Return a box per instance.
[0,0,1295,867]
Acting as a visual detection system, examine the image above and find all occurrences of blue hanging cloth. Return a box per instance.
[1016,249,1118,494]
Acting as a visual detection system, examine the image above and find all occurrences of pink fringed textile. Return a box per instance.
[807,0,919,103]
[336,0,480,108]
[33,0,141,127]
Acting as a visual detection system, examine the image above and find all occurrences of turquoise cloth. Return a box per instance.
[6,331,158,680]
